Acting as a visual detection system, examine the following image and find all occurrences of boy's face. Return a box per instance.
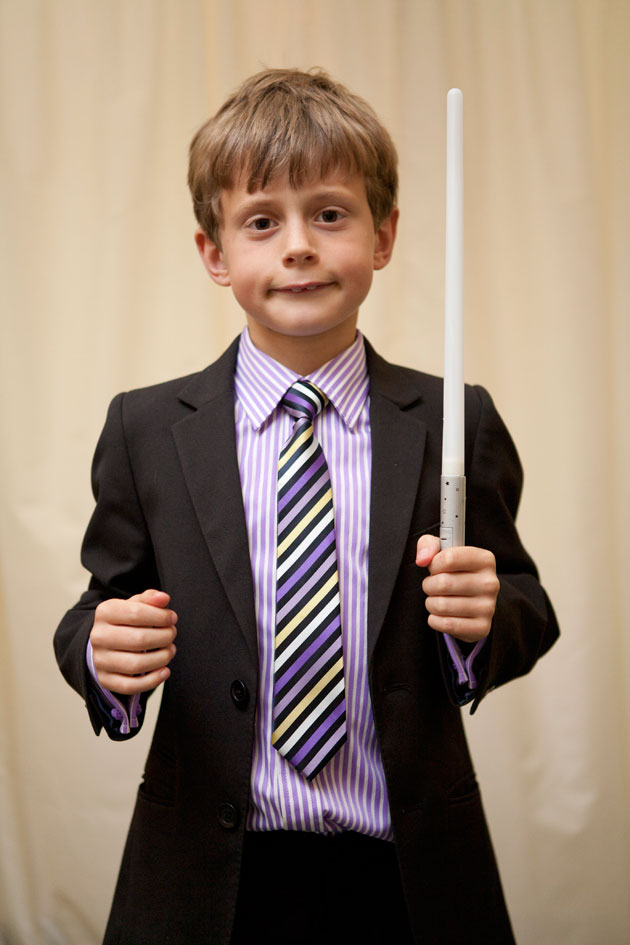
[195,169,397,372]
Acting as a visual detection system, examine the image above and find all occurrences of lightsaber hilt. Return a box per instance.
[440,474,466,548]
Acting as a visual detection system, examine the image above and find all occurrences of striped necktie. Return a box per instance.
[271,379,346,781]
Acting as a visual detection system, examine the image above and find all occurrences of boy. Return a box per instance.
[55,69,559,945]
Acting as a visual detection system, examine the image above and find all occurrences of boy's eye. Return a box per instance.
[318,209,342,223]
[248,217,275,231]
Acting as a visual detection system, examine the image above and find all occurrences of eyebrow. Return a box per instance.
[310,189,356,204]
[232,187,358,216]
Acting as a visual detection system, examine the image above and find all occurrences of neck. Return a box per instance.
[246,321,359,376]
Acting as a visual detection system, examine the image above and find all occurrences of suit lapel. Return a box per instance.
[365,343,429,663]
[171,340,258,664]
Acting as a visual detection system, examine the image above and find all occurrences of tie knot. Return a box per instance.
[281,380,327,422]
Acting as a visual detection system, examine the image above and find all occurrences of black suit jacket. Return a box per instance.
[54,338,559,945]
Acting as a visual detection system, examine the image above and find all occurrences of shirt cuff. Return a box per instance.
[442,634,487,703]
[86,639,142,735]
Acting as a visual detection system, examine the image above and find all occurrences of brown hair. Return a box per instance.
[188,68,398,245]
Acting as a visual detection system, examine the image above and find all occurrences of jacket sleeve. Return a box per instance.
[53,392,159,738]
[438,384,559,712]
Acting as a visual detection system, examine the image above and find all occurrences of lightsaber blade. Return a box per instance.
[440,88,466,549]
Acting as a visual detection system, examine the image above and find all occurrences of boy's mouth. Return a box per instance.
[274,281,332,294]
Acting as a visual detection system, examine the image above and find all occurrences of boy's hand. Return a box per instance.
[90,589,178,695]
[416,536,499,643]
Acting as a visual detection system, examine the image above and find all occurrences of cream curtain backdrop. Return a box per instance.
[1,1,628,942]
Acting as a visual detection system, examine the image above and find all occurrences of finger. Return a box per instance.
[129,588,171,608]
[95,665,173,696]
[416,535,441,568]
[426,613,491,643]
[422,569,499,599]
[424,593,495,621]
[95,597,178,630]
[425,546,496,576]
[91,623,177,653]
[94,642,177,679]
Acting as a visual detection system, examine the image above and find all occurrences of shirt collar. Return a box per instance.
[234,327,369,432]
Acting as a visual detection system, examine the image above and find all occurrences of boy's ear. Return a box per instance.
[194,228,231,286]
[373,208,399,271]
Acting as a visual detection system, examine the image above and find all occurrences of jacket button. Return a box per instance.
[218,802,239,830]
[230,679,249,709]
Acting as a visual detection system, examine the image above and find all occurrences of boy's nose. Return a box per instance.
[282,223,318,266]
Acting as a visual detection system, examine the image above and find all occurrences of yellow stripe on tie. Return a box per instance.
[272,657,343,744]
[277,489,332,557]
[275,572,338,648]
[278,425,312,470]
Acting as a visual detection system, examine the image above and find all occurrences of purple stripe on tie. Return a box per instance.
[302,723,347,781]
[273,613,342,691]
[283,402,314,422]
[276,546,337,620]
[278,500,332,568]
[289,699,346,770]
[284,395,315,417]
[278,478,328,542]
[273,632,343,715]
[277,525,336,595]
[283,383,324,416]
[277,468,329,534]
[278,452,326,513]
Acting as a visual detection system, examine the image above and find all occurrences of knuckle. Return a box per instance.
[441,616,457,636]
[118,676,139,696]
[440,549,454,570]
[106,673,129,694]
[482,598,496,618]
[482,572,499,593]
[425,596,441,616]
[91,653,105,674]
[133,629,151,650]
[123,652,144,676]
[94,600,113,626]
[433,596,448,616]
[127,602,142,624]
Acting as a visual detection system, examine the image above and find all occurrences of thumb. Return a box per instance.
[416,535,441,568]
[129,588,171,608]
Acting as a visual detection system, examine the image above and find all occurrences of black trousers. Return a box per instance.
[231,830,415,944]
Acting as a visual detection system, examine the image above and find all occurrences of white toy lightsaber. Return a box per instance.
[440,88,466,549]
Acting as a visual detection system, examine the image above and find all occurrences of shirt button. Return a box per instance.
[218,803,239,830]
[230,680,249,709]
